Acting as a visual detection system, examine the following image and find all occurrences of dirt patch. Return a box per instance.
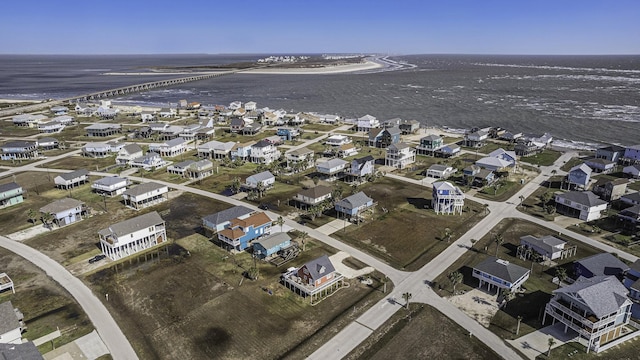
[448,288,500,327]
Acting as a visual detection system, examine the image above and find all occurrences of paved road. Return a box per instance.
[0,235,138,360]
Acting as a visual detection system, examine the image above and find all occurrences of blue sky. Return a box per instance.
[1,0,638,55]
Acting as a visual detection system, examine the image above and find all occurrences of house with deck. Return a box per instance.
[554,191,607,221]
[37,120,65,133]
[592,178,628,201]
[253,233,292,260]
[277,127,300,141]
[92,176,129,197]
[85,123,121,137]
[285,147,314,170]
[623,164,640,178]
[325,134,352,148]
[12,114,47,127]
[164,159,191,176]
[54,169,89,190]
[198,140,235,159]
[37,137,59,150]
[282,254,344,304]
[356,114,380,132]
[519,235,573,261]
[543,276,632,353]
[464,130,489,148]
[316,158,348,180]
[621,192,640,206]
[385,143,416,169]
[0,273,14,294]
[399,119,420,134]
[202,205,254,233]
[0,141,39,160]
[617,205,640,232]
[130,152,167,170]
[116,144,143,165]
[217,212,272,251]
[335,191,374,219]
[148,137,187,158]
[39,198,86,227]
[596,145,626,163]
[463,165,495,187]
[369,126,401,148]
[432,181,465,215]
[293,185,333,209]
[98,211,166,260]
[472,257,530,293]
[416,134,443,155]
[0,301,24,344]
[623,145,640,164]
[475,156,513,172]
[250,140,281,165]
[585,158,616,174]
[0,182,23,209]
[122,182,168,210]
[231,141,255,161]
[82,142,112,158]
[434,144,460,158]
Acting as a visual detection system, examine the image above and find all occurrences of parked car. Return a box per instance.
[89,254,107,264]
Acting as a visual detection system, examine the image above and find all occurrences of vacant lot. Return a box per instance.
[86,234,387,360]
[333,177,485,270]
[0,248,93,354]
[42,152,118,171]
[346,304,498,360]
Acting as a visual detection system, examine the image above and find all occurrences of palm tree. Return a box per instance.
[531,252,542,275]
[248,266,259,281]
[470,238,477,250]
[231,177,242,195]
[483,203,490,215]
[518,195,525,208]
[555,267,567,288]
[402,292,412,310]
[27,208,38,225]
[298,231,308,251]
[494,233,504,257]
[276,216,285,233]
[41,212,54,230]
[448,271,464,295]
[547,337,556,357]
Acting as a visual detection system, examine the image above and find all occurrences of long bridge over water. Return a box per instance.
[0,66,258,117]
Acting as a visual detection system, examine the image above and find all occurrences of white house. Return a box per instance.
[39,198,86,227]
[82,142,112,158]
[245,171,275,189]
[122,182,169,210]
[316,158,348,179]
[472,257,530,292]
[555,191,608,221]
[148,137,187,157]
[197,140,235,159]
[519,235,569,261]
[432,181,465,215]
[130,152,167,170]
[37,120,65,133]
[356,114,380,132]
[293,185,333,209]
[54,169,89,189]
[92,176,129,197]
[250,140,281,165]
[98,211,166,260]
[116,144,144,165]
[285,147,315,170]
[325,134,352,147]
[384,143,416,169]
[244,101,257,111]
[426,164,456,179]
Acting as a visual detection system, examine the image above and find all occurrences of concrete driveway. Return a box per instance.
[507,322,580,359]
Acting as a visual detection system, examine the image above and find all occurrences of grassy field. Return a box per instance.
[332,177,486,271]
[42,152,119,171]
[0,248,93,354]
[432,218,604,341]
[346,304,499,360]
[520,149,562,167]
[536,338,640,360]
[85,233,388,360]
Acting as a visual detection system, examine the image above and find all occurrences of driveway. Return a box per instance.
[507,322,579,359]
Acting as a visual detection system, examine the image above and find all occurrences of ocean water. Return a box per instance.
[0,54,638,147]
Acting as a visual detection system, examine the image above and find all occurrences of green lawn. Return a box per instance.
[520,149,562,167]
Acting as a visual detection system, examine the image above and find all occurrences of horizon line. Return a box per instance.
[1,52,640,57]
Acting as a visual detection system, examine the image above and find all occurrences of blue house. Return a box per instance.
[276,127,300,141]
[368,126,401,148]
[253,232,291,259]
[0,182,24,209]
[217,212,272,251]
[567,163,592,189]
[574,253,629,279]
[335,191,374,218]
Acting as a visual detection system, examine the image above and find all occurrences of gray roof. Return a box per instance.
[575,253,629,277]
[123,182,166,197]
[164,137,186,147]
[94,176,127,187]
[203,205,254,226]
[554,276,629,318]
[0,342,43,360]
[473,257,529,283]
[253,139,272,148]
[383,126,401,136]
[520,235,566,255]
[388,142,410,151]
[57,169,89,181]
[121,143,142,154]
[85,123,121,130]
[352,155,374,166]
[569,163,592,175]
[247,171,274,183]
[556,191,607,207]
[622,192,640,203]
[254,232,291,250]
[171,160,196,169]
[38,137,58,144]
[318,158,347,169]
[422,134,441,141]
[336,191,373,210]
[98,211,164,237]
[0,182,21,193]
[0,301,20,335]
[40,198,85,214]
[1,141,37,149]
[301,254,336,282]
[298,185,333,199]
